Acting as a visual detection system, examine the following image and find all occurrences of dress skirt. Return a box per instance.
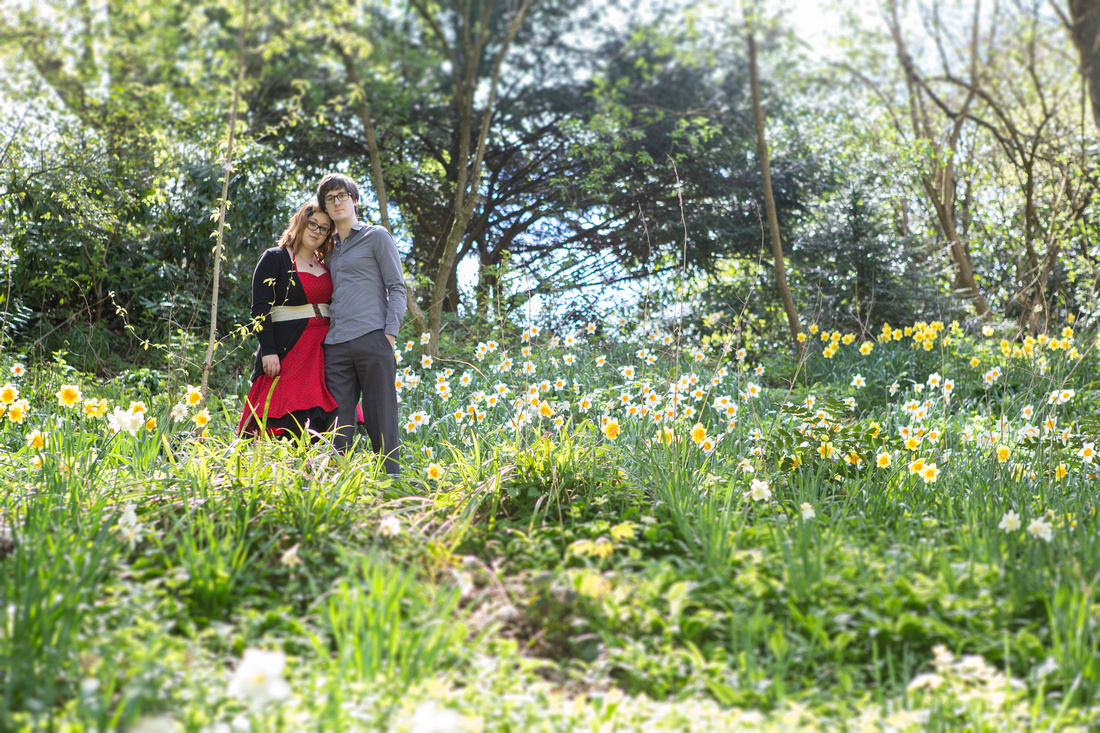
[238,269,338,437]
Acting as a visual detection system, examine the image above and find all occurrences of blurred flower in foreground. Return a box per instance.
[26,429,47,451]
[1027,517,1052,542]
[748,478,771,502]
[998,510,1020,532]
[227,648,291,709]
[116,503,144,549]
[379,516,403,537]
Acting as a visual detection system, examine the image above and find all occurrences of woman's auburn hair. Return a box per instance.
[276,199,333,262]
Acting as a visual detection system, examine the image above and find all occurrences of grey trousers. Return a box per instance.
[324,330,400,473]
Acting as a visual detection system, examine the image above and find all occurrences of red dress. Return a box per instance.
[238,265,339,436]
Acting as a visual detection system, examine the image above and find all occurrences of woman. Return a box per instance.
[238,200,339,437]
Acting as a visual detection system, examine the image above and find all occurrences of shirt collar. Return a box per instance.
[334,221,364,247]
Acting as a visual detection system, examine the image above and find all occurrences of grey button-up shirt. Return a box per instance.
[325,222,407,344]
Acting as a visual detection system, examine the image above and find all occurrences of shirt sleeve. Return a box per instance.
[373,229,407,336]
[250,250,282,356]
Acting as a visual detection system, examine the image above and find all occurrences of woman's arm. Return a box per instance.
[250,249,284,358]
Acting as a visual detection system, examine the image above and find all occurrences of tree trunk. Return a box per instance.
[336,41,391,232]
[413,0,534,357]
[1068,0,1100,148]
[200,0,250,401]
[745,16,801,344]
[887,0,990,317]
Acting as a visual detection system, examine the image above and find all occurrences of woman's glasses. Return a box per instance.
[305,220,332,236]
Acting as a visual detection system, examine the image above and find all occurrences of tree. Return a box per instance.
[882,0,990,317]
[745,3,802,344]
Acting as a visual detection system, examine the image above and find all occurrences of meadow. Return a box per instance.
[1,316,1099,731]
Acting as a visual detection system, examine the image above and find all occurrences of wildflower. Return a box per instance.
[29,454,42,470]
[908,457,925,475]
[10,363,25,378]
[747,478,772,502]
[379,516,403,537]
[280,544,301,568]
[145,417,157,431]
[920,463,940,483]
[129,401,147,415]
[185,385,203,405]
[0,383,17,405]
[876,451,892,468]
[796,332,807,342]
[1027,517,1053,542]
[996,446,1010,463]
[1020,405,1034,421]
[817,441,836,459]
[1056,463,1068,480]
[7,399,28,423]
[655,427,675,445]
[421,355,433,369]
[998,510,1021,532]
[690,422,707,444]
[602,419,621,440]
[420,331,431,345]
[700,436,718,454]
[191,408,210,429]
[26,429,47,451]
[800,502,815,519]
[169,403,189,423]
[859,341,873,355]
[1080,442,1096,464]
[850,374,865,388]
[227,648,291,709]
[84,397,110,418]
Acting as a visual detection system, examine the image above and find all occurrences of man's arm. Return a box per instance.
[373,229,407,346]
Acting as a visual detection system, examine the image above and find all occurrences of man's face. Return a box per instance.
[324,188,355,222]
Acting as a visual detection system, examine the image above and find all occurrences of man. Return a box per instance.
[317,173,406,473]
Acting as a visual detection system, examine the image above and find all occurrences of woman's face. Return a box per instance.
[301,211,333,252]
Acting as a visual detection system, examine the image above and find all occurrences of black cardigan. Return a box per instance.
[248,247,317,382]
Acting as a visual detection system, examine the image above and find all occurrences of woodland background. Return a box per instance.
[2,0,1100,365]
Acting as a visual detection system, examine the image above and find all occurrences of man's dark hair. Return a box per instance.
[317,173,360,215]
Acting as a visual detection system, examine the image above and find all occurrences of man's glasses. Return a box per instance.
[305,220,332,236]
[324,192,353,204]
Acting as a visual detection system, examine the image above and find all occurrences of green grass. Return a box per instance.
[0,318,1098,730]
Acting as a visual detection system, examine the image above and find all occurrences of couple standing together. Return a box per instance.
[237,173,405,475]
